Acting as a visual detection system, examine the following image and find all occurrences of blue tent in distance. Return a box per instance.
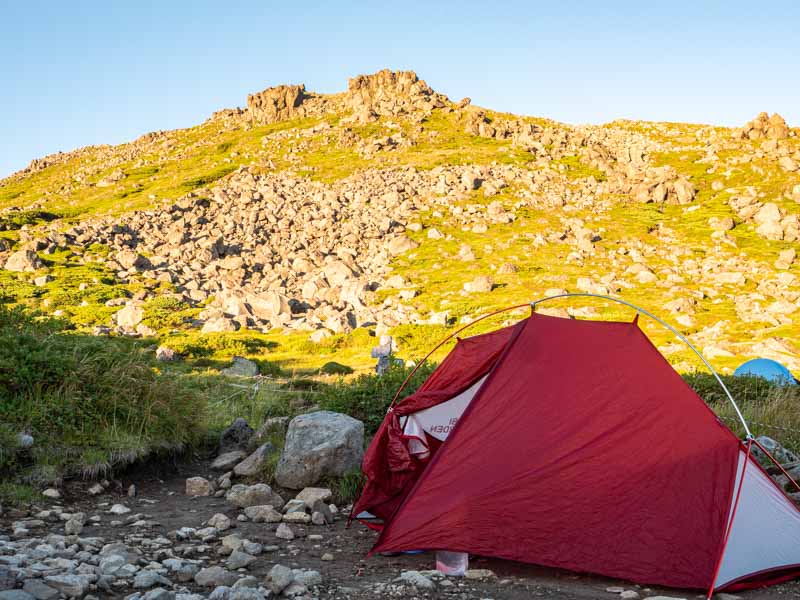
[734,358,798,385]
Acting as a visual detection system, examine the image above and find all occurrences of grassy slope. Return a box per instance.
[1,106,798,377]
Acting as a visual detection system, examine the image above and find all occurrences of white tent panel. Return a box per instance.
[400,375,488,448]
[715,450,800,588]
[410,375,488,441]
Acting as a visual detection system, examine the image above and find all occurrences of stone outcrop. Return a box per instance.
[246,84,306,124]
[345,69,447,118]
[738,112,791,140]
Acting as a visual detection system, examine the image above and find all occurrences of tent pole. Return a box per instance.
[751,438,800,493]
[530,293,753,439]
[388,303,530,409]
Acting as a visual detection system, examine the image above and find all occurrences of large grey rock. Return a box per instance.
[0,567,14,591]
[228,590,264,600]
[142,589,175,600]
[387,234,419,256]
[755,436,798,464]
[275,411,364,489]
[295,487,333,507]
[4,250,43,272]
[226,484,284,510]
[116,250,151,270]
[201,317,240,334]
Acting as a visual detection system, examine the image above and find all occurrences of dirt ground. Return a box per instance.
[4,458,800,600]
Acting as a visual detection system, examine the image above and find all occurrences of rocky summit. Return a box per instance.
[0,69,799,372]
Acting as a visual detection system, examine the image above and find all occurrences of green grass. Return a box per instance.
[0,305,206,482]
[179,164,238,192]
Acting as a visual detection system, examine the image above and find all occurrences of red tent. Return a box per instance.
[354,310,800,596]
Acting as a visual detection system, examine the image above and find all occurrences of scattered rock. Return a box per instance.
[243,505,282,523]
[186,477,214,497]
[156,346,179,362]
[212,450,248,471]
[267,564,294,595]
[233,443,274,477]
[221,357,259,377]
[226,483,285,510]
[396,570,435,591]
[195,566,238,588]
[275,523,294,540]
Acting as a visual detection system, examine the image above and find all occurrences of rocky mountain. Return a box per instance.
[1,69,798,373]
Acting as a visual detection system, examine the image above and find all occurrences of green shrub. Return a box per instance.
[0,305,205,479]
[141,296,198,330]
[319,361,354,376]
[168,331,275,358]
[0,210,61,231]
[180,165,237,191]
[317,361,437,435]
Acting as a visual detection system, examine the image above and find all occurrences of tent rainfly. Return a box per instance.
[353,295,800,597]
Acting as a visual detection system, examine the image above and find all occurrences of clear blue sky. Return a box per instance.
[2,1,799,178]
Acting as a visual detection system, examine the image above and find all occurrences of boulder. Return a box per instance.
[43,575,89,598]
[295,487,333,507]
[220,357,259,378]
[387,234,419,256]
[155,346,179,361]
[115,305,144,329]
[212,450,247,470]
[208,513,232,531]
[247,84,306,124]
[219,418,254,453]
[116,249,151,270]
[247,292,290,320]
[739,112,790,140]
[233,443,274,477]
[226,483,285,510]
[275,411,364,489]
[194,566,237,588]
[4,249,42,272]
[243,505,282,523]
[463,275,493,293]
[201,317,239,333]
[267,564,294,594]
